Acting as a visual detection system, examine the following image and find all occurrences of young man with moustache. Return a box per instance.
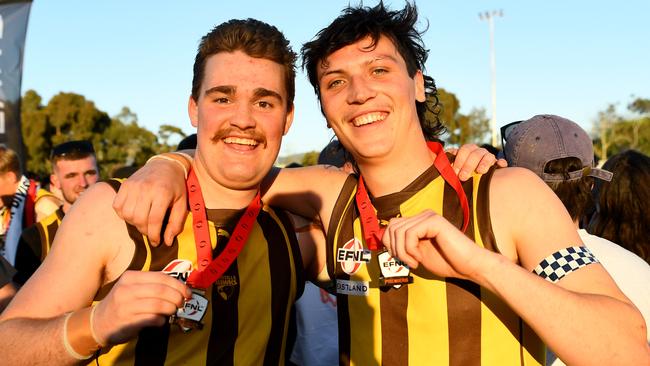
[0,19,307,365]
[115,3,649,365]
[14,140,99,285]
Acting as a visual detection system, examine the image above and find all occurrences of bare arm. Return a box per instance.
[113,145,502,246]
[0,183,190,364]
[383,168,649,365]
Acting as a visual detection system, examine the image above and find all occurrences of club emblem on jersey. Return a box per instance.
[215,275,238,301]
[162,259,193,283]
[377,250,413,289]
[337,238,371,275]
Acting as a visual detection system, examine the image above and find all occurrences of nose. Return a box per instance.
[346,75,376,104]
[230,103,256,130]
[78,174,90,189]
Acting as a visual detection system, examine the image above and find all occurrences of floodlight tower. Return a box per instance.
[479,9,503,147]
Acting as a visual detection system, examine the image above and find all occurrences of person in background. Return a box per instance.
[588,149,650,264]
[0,146,59,266]
[14,140,99,285]
[502,114,650,352]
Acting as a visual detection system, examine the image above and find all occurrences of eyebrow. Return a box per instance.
[253,88,283,102]
[203,86,283,102]
[204,85,235,97]
[319,54,399,80]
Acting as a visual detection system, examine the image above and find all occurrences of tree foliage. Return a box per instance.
[21,90,176,178]
[301,151,320,166]
[592,97,650,161]
[426,88,491,147]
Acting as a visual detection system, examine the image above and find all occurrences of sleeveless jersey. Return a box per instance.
[13,207,64,285]
[91,180,305,366]
[328,165,544,366]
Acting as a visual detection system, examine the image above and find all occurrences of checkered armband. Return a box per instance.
[532,246,599,283]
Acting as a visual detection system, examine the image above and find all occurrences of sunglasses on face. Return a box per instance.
[500,120,523,161]
[50,140,95,160]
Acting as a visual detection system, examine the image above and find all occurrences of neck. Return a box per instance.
[358,140,435,197]
[192,163,259,210]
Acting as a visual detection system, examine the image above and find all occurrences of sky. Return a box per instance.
[21,0,650,156]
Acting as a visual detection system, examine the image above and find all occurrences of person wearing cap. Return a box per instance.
[503,114,650,353]
[13,140,99,285]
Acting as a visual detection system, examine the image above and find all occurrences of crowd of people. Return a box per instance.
[0,2,648,365]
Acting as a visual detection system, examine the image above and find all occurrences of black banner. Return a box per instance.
[0,0,32,165]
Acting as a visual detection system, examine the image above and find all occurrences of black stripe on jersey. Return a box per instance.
[207,228,240,366]
[133,324,171,366]
[380,286,409,365]
[327,175,358,281]
[334,203,356,366]
[274,209,304,298]
[44,219,58,257]
[476,168,497,252]
[445,175,482,366]
[260,209,293,365]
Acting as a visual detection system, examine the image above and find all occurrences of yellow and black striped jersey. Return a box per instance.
[91,180,304,366]
[328,164,544,366]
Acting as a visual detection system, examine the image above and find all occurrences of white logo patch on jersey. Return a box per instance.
[337,238,371,275]
[336,279,370,296]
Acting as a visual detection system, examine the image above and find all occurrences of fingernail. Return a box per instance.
[460,172,469,180]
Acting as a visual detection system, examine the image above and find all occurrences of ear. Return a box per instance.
[188,95,199,128]
[283,103,295,135]
[414,70,426,103]
[50,173,60,189]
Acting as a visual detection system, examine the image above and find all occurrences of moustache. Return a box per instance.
[210,128,267,148]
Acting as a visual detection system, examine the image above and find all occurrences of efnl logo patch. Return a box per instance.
[337,238,371,275]
[162,259,193,283]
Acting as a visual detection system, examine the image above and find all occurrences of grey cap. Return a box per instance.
[504,114,613,182]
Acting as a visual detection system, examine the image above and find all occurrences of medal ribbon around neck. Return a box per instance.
[356,141,470,250]
[185,168,262,289]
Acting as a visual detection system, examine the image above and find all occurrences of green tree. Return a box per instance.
[21,90,174,178]
[158,124,187,149]
[426,88,490,146]
[301,151,320,166]
[592,98,650,160]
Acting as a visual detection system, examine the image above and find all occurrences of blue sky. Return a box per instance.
[21,1,650,156]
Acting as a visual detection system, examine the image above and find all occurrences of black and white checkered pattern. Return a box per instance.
[533,246,599,283]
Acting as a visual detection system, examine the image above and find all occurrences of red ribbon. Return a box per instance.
[355,141,470,250]
[185,168,262,289]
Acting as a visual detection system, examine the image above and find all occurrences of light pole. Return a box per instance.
[479,10,503,147]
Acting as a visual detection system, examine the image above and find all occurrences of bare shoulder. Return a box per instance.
[1,182,133,320]
[488,167,580,269]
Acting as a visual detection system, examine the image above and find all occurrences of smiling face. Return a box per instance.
[316,36,425,167]
[50,155,99,209]
[189,50,294,191]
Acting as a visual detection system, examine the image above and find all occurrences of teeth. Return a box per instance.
[352,112,387,126]
[223,137,258,146]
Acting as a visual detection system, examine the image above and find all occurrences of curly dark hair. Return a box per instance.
[191,19,297,109]
[588,150,650,263]
[301,1,445,142]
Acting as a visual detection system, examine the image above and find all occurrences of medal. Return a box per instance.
[355,142,469,288]
[377,250,413,289]
[169,288,208,332]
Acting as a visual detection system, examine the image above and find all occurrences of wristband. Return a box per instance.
[62,307,102,360]
[146,152,191,179]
